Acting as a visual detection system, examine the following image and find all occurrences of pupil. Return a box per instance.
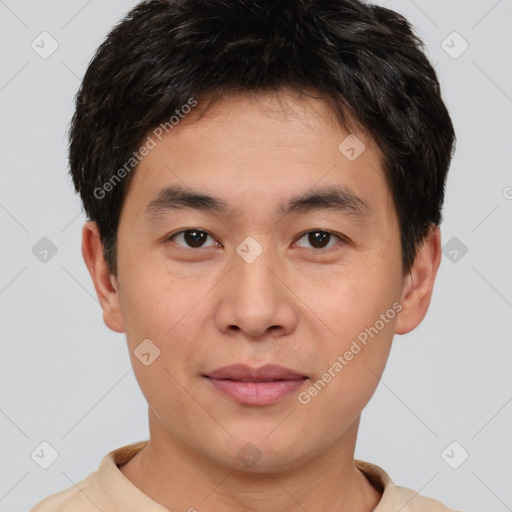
[185,230,205,248]
[309,231,329,248]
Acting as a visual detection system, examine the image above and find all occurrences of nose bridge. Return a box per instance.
[232,235,282,305]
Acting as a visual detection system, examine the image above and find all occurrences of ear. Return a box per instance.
[81,221,125,334]
[394,225,442,335]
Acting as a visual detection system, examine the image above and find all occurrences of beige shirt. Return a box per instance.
[30,441,462,511]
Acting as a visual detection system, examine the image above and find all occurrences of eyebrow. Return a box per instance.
[143,183,370,221]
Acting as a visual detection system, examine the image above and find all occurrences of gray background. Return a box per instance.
[1,1,511,511]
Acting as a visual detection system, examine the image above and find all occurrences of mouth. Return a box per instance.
[203,364,309,405]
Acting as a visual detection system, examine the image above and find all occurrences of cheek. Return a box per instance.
[307,257,401,410]
[299,314,396,432]
[128,351,202,437]
[118,266,213,384]
[303,262,398,339]
[123,303,206,420]
[297,258,401,400]
[118,260,202,339]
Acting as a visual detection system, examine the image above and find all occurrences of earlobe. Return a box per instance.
[394,225,442,335]
[81,221,125,334]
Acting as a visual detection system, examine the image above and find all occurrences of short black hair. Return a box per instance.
[69,0,455,277]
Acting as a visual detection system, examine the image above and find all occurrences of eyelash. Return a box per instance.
[166,229,346,253]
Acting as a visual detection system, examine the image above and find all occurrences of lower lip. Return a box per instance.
[205,377,307,405]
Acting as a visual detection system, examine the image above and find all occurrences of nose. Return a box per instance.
[214,241,298,340]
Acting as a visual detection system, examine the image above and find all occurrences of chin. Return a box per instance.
[207,429,320,475]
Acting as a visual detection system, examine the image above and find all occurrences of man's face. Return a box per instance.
[112,91,405,471]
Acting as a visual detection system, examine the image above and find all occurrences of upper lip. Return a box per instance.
[204,364,308,382]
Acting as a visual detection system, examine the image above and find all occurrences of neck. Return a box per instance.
[119,408,381,512]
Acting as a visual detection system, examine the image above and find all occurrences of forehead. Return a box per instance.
[120,89,392,223]
[178,89,369,152]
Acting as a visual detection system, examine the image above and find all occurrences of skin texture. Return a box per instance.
[82,90,442,512]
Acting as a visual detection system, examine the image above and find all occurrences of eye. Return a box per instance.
[168,229,220,249]
[294,230,344,252]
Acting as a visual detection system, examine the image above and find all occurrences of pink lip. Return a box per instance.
[204,364,308,406]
